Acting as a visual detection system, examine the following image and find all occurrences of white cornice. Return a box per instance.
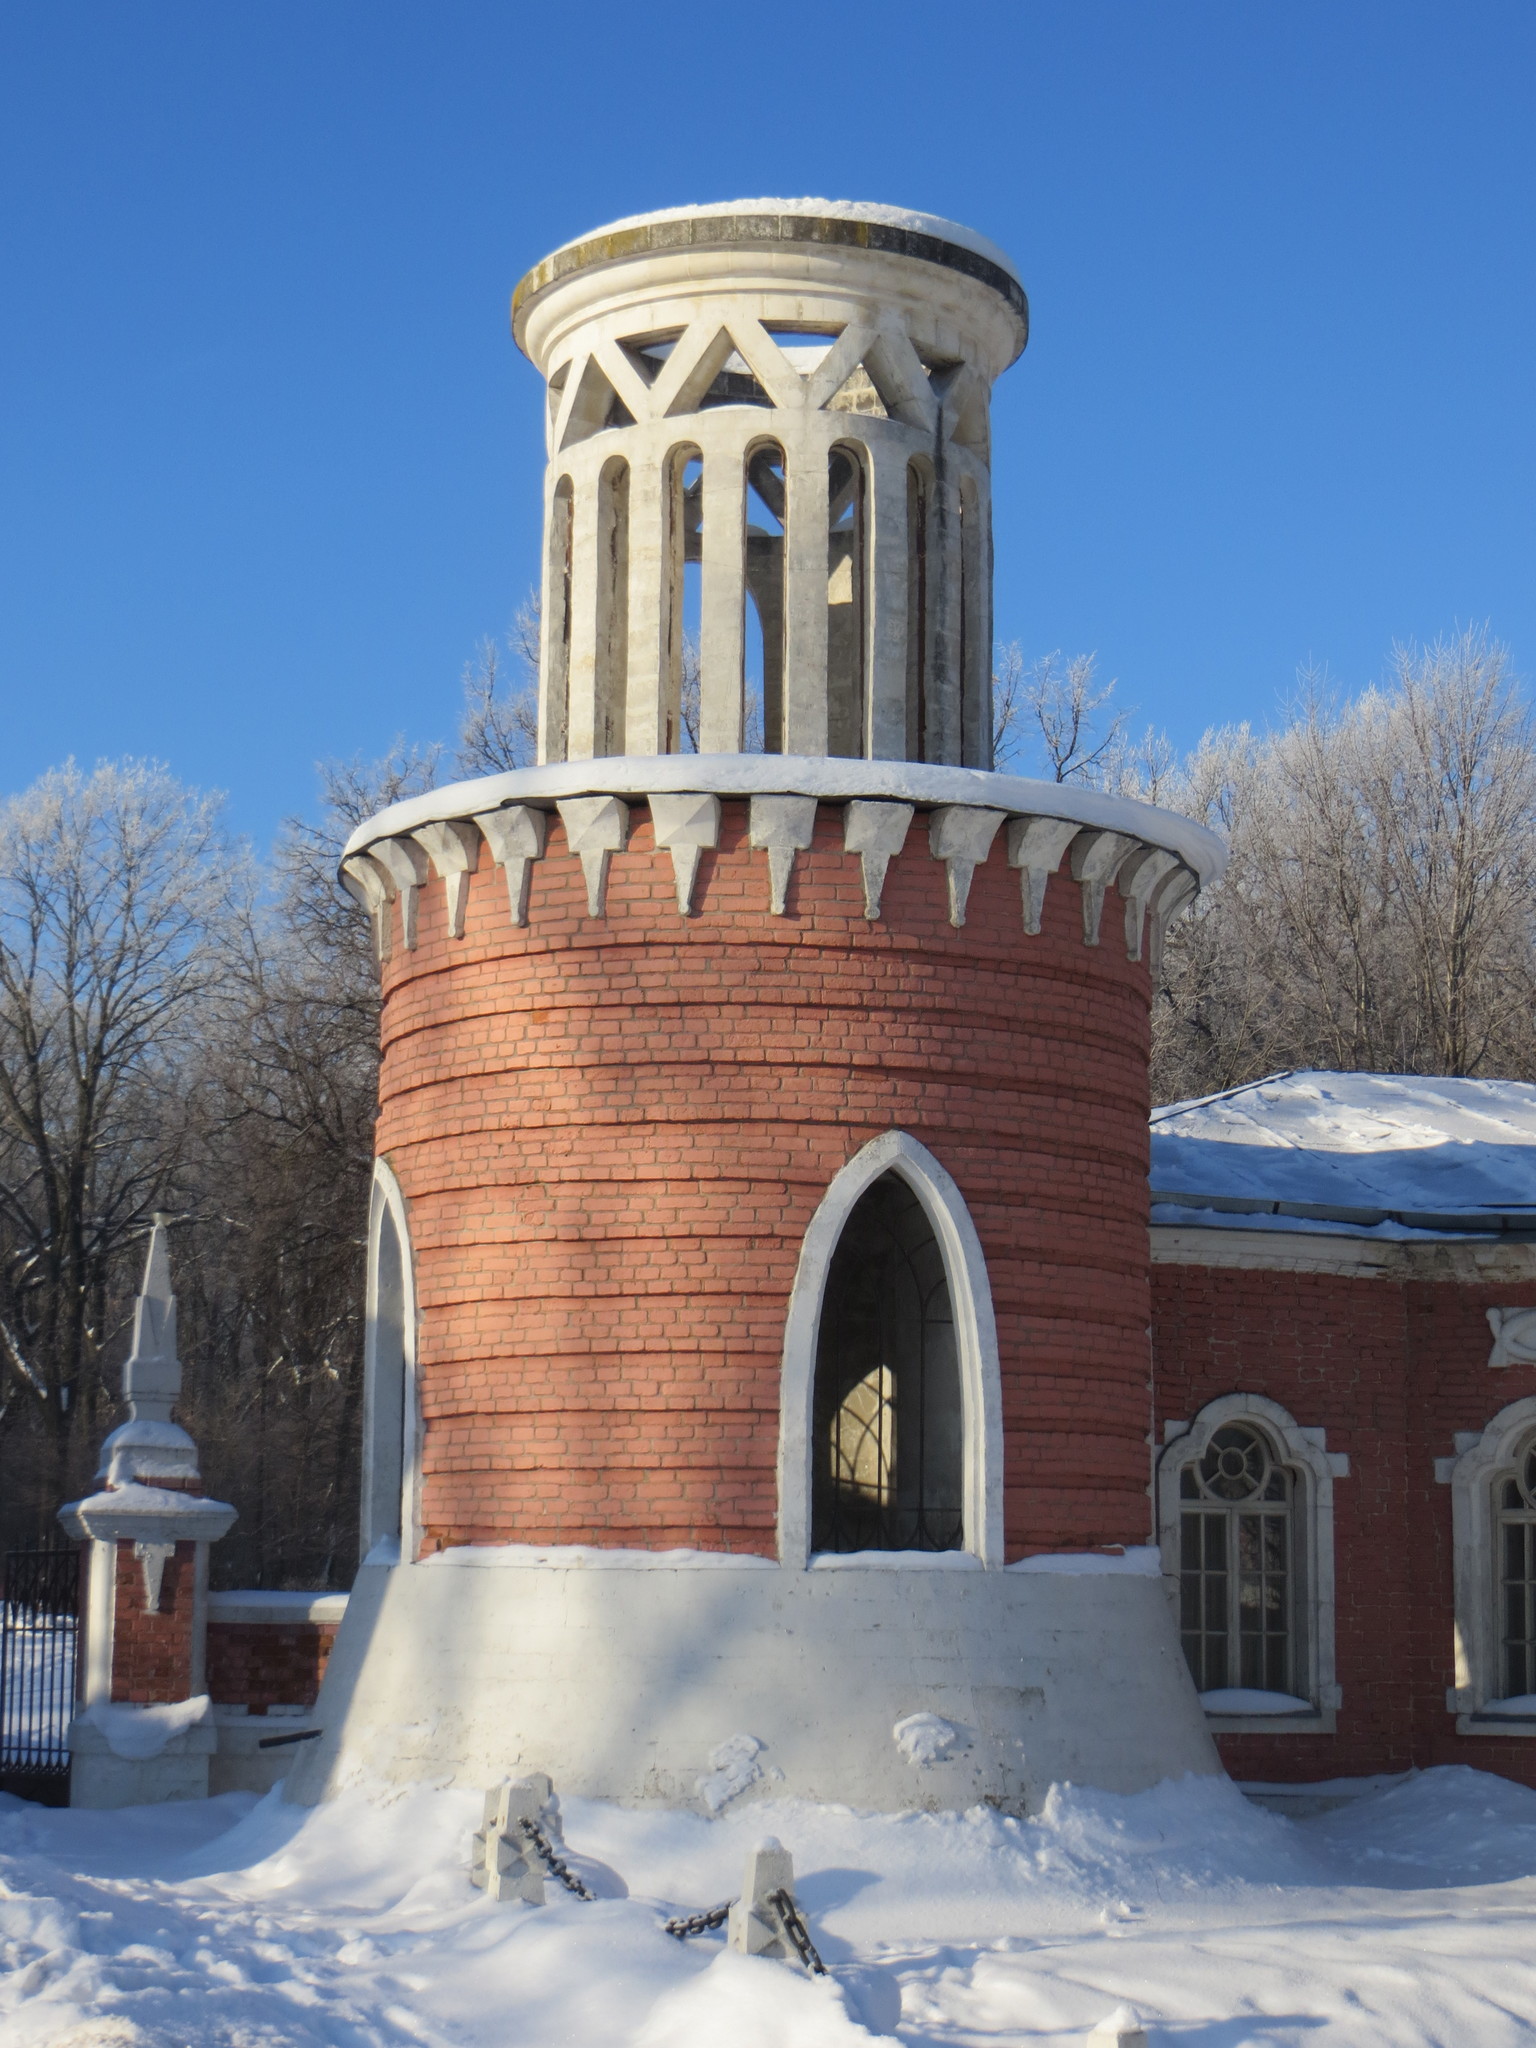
[341,755,1225,885]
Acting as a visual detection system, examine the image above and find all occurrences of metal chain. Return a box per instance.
[767,1888,826,1975]
[517,1818,596,1901]
[663,1899,734,1940]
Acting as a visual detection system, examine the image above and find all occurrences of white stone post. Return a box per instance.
[58,1219,236,1808]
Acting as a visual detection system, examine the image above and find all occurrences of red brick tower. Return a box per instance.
[297,203,1225,1814]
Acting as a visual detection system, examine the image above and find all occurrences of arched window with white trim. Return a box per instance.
[362,1160,418,1562]
[1445,1398,1536,1725]
[811,1172,962,1553]
[1158,1393,1347,1729]
[778,1131,1002,1567]
[1177,1421,1294,1695]
[1498,1440,1536,1699]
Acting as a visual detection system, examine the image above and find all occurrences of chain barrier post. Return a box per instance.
[726,1837,822,1966]
[469,1774,555,1904]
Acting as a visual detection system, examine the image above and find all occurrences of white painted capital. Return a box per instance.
[843,800,914,919]
[928,806,1005,926]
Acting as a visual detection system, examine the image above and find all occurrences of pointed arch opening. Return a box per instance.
[778,1132,1002,1567]
[362,1159,419,1563]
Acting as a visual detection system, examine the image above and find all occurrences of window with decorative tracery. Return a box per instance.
[1178,1424,1294,1694]
[811,1172,962,1553]
[1498,1444,1536,1698]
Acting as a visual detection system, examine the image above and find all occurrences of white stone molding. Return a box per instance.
[370,837,431,950]
[928,806,1005,926]
[1487,1307,1536,1368]
[342,763,1222,950]
[1445,1395,1536,1726]
[340,853,395,963]
[1156,1392,1347,1730]
[363,1158,420,1563]
[411,819,481,939]
[1117,846,1181,962]
[1070,830,1139,946]
[777,1130,1004,1569]
[1148,866,1200,977]
[1006,815,1080,934]
[473,804,548,927]
[647,791,721,914]
[749,794,818,915]
[134,1540,175,1613]
[842,800,913,918]
[556,796,630,916]
[345,756,1224,885]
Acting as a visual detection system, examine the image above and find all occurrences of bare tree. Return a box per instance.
[458,593,541,775]
[178,743,442,1587]
[992,644,1131,784]
[0,760,247,1534]
[1153,628,1536,1100]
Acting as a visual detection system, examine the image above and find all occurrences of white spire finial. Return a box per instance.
[123,1215,179,1422]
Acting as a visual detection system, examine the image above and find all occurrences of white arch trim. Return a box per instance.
[1446,1394,1536,1720]
[362,1157,420,1564]
[1157,1392,1348,1724]
[777,1130,1004,1568]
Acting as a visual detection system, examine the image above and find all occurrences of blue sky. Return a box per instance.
[2,2,1532,847]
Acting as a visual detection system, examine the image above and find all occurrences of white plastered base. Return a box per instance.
[285,1557,1220,1812]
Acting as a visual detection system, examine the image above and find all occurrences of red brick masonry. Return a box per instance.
[108,1542,197,1704]
[1153,1258,1536,1789]
[377,800,1159,1559]
[206,1621,337,1711]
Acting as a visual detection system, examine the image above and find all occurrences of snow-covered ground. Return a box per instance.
[3,1767,1536,2045]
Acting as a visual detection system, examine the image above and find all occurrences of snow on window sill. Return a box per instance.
[809,1549,983,1570]
[1200,1687,1333,1735]
[1459,1694,1536,1735]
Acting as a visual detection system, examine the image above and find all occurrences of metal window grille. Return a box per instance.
[1498,1447,1536,1698]
[811,1173,964,1553]
[1179,1425,1293,1695]
[1,1546,80,1804]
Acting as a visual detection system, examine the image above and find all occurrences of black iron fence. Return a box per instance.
[1,1546,80,1804]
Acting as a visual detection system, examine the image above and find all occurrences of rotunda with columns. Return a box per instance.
[293,201,1226,1815]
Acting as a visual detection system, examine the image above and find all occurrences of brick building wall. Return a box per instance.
[377,799,1158,1559]
[108,1542,197,1705]
[206,1622,336,1711]
[1152,1254,1536,1787]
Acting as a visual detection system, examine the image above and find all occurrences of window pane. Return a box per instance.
[811,1174,963,1552]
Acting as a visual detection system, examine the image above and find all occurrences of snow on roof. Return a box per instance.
[547,199,1021,282]
[1150,1070,1536,1238]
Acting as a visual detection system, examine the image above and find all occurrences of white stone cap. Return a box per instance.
[59,1481,237,1547]
[542,199,1020,282]
[513,199,1028,355]
[207,1590,349,1624]
[342,755,1226,888]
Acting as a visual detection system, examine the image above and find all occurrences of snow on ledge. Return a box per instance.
[545,198,1022,282]
[810,1549,983,1570]
[1476,1693,1536,1716]
[208,1590,349,1625]
[417,1543,778,1571]
[342,755,1225,886]
[82,1695,212,1760]
[1007,1547,1163,1576]
[1200,1688,1316,1716]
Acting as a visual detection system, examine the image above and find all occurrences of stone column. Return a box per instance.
[58,1219,236,1808]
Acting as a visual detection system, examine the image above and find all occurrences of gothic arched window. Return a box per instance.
[1498,1441,1536,1699]
[1178,1423,1294,1695]
[811,1171,963,1553]
[362,1162,416,1559]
